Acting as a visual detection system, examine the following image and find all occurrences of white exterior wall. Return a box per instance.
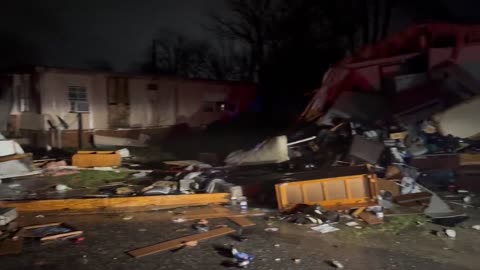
[39,72,96,130]
[10,69,239,131]
[128,78,176,127]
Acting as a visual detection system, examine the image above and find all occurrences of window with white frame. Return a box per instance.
[68,86,89,112]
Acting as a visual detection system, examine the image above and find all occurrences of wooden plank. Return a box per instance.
[377,179,401,197]
[0,193,230,212]
[40,231,83,241]
[0,153,32,163]
[394,192,432,205]
[359,212,383,225]
[23,223,63,230]
[227,216,255,227]
[459,154,480,166]
[127,227,235,258]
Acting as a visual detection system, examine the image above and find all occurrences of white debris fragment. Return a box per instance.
[345,221,360,227]
[311,224,340,234]
[331,260,344,269]
[264,227,279,232]
[445,229,456,238]
[472,225,480,231]
[55,184,71,191]
[172,218,187,223]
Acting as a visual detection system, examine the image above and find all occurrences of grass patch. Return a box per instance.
[45,170,131,188]
[340,215,430,238]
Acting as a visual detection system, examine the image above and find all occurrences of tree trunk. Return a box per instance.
[381,0,394,39]
[360,0,370,45]
[371,0,380,43]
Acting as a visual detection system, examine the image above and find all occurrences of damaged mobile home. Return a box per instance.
[0,66,256,148]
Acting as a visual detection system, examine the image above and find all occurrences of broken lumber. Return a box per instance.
[0,193,230,212]
[359,211,383,225]
[394,192,432,206]
[127,227,235,258]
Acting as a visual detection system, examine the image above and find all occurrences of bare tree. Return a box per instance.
[371,0,381,42]
[208,0,278,81]
[381,0,394,39]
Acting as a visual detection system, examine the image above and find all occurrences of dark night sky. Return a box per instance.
[0,0,224,71]
[0,0,479,72]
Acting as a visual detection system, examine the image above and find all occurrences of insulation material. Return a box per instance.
[433,96,480,138]
[225,136,289,165]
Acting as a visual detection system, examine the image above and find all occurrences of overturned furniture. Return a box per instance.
[275,173,378,211]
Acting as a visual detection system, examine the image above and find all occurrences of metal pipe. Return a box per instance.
[287,136,317,146]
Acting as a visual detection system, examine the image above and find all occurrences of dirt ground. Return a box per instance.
[1,206,480,270]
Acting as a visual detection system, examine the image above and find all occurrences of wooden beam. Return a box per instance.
[127,227,235,258]
[172,209,264,221]
[0,193,230,212]
[0,153,32,163]
[227,216,255,227]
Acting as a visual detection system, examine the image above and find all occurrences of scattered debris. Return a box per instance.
[311,224,340,234]
[330,260,344,269]
[445,229,457,239]
[55,184,71,192]
[22,223,83,242]
[472,225,480,231]
[231,247,254,267]
[0,208,17,226]
[345,221,360,227]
